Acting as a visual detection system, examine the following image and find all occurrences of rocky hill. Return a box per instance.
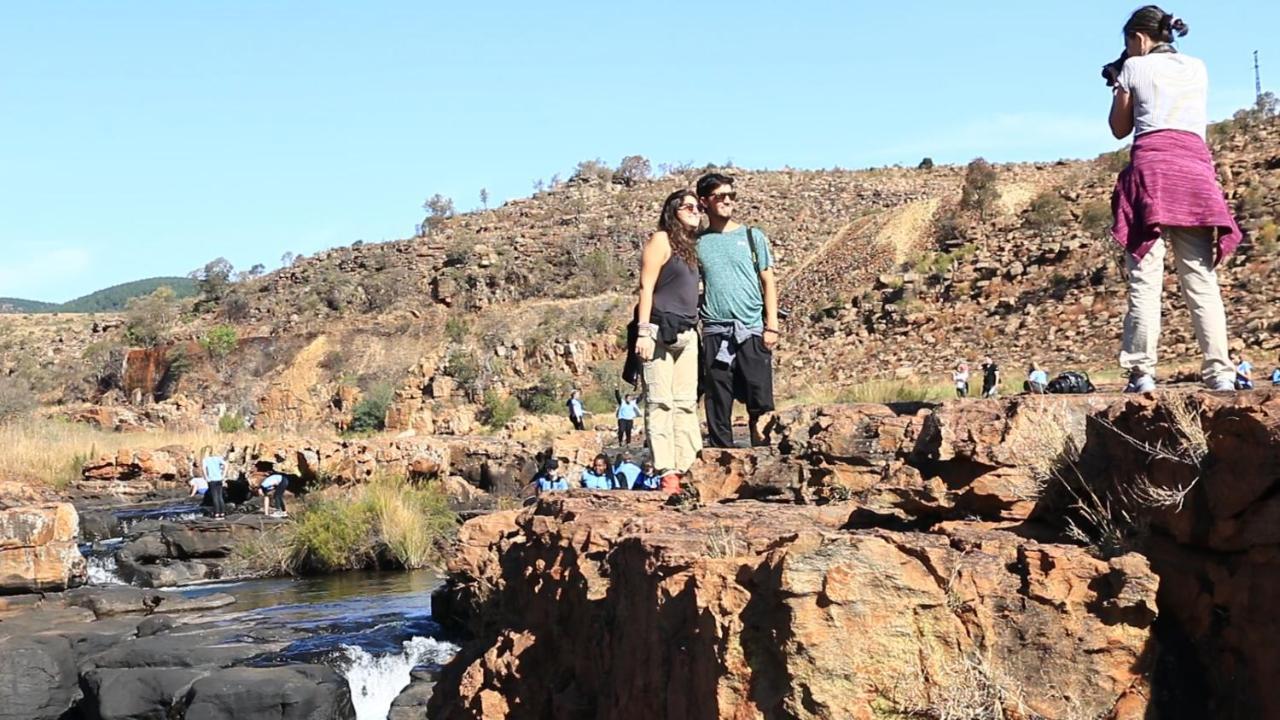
[2,112,1277,432]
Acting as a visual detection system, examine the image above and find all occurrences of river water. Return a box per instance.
[78,508,459,719]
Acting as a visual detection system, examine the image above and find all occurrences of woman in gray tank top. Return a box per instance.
[635,190,703,477]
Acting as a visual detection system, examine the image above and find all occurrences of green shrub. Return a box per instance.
[959,158,999,220]
[200,324,238,360]
[1096,148,1130,174]
[1256,220,1279,253]
[481,389,519,430]
[444,315,469,343]
[519,371,574,415]
[1080,200,1113,239]
[444,350,480,387]
[348,382,394,434]
[1025,191,1070,231]
[218,413,245,433]
[124,287,178,347]
[286,496,374,571]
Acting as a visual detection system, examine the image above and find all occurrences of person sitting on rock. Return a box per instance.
[259,473,290,517]
[633,460,661,490]
[188,473,208,499]
[1272,355,1280,386]
[1231,351,1254,390]
[613,452,641,490]
[1025,361,1049,394]
[580,454,616,490]
[534,459,568,494]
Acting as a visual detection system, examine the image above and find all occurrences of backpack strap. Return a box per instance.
[746,226,766,300]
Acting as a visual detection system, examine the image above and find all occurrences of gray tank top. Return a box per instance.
[652,253,699,318]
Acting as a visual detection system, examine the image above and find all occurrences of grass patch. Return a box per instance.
[235,475,458,575]
[837,379,953,404]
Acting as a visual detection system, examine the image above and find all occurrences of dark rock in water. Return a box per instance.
[182,665,355,720]
[0,634,79,720]
[65,586,235,618]
[389,668,438,719]
[83,631,264,670]
[80,666,210,720]
[79,508,122,542]
[136,614,178,637]
[113,516,286,587]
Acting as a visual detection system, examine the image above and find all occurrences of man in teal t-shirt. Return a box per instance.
[695,172,780,448]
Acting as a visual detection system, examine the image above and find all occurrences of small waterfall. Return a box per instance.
[86,554,126,585]
[340,636,457,720]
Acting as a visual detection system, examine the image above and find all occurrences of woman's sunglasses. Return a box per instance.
[676,203,702,213]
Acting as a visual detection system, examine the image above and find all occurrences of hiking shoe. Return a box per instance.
[1206,377,1235,392]
[1123,373,1156,393]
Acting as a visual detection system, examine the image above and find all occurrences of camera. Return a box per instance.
[1101,51,1129,87]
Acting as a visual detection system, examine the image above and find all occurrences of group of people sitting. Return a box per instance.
[533,452,680,495]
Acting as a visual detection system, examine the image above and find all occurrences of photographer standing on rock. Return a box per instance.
[696,173,779,448]
[1104,5,1241,392]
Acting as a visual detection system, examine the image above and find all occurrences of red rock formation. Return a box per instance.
[429,493,1156,719]
[0,504,86,594]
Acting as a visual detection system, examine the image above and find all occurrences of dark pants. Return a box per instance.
[208,482,225,516]
[570,413,585,431]
[265,478,288,511]
[701,333,774,449]
[617,418,633,445]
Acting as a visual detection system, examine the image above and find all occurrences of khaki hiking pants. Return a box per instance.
[1120,226,1233,384]
[642,328,702,472]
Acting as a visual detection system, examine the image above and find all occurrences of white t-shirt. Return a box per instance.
[189,477,209,493]
[1116,52,1209,139]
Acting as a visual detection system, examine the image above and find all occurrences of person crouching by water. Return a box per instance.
[1105,5,1241,393]
[200,447,227,519]
[188,472,208,500]
[635,189,704,482]
[580,453,616,490]
[259,473,290,517]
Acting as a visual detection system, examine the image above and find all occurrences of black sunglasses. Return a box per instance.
[707,191,737,202]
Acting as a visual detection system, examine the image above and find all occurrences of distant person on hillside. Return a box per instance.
[258,473,290,517]
[980,357,1000,398]
[613,452,641,490]
[1231,351,1254,390]
[1025,361,1049,394]
[953,362,970,398]
[580,454,616,490]
[200,447,227,519]
[633,460,660,491]
[614,390,640,446]
[567,389,586,431]
[1105,6,1240,393]
[534,459,569,495]
[1272,354,1280,386]
[634,189,704,478]
[696,173,780,449]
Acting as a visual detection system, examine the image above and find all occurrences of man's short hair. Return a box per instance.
[696,172,735,198]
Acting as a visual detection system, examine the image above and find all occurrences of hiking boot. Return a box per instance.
[1205,377,1235,392]
[1123,372,1156,394]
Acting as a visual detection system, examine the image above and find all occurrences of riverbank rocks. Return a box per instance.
[115,516,285,587]
[79,447,192,499]
[429,492,1157,719]
[0,503,85,594]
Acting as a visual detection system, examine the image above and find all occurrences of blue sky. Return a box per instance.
[2,1,1274,302]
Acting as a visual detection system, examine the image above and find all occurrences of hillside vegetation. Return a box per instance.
[0,277,198,314]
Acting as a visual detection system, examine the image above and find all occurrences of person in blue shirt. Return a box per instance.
[534,459,569,495]
[632,460,660,491]
[1231,351,1253,390]
[612,452,642,490]
[614,391,640,446]
[1025,361,1049,394]
[580,454,615,490]
[567,390,587,431]
[200,447,227,519]
[1271,355,1280,386]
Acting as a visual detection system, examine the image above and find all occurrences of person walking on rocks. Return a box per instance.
[1105,5,1241,392]
[953,362,970,398]
[980,356,1000,398]
[696,173,780,448]
[614,390,640,446]
[634,189,704,477]
[200,447,227,519]
[567,389,586,431]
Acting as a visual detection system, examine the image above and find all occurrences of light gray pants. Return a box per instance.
[1119,226,1233,384]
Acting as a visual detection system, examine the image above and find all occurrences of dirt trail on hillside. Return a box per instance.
[785,215,881,284]
[875,198,941,263]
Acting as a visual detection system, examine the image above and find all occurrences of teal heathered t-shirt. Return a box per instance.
[696,225,772,328]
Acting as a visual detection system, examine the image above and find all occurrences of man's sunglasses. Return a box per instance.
[706,191,737,202]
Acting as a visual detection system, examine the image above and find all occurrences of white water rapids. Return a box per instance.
[341,635,458,719]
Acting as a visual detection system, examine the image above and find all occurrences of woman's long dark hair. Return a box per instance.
[658,189,700,268]
[1124,5,1188,42]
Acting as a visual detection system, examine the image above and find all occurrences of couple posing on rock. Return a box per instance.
[630,172,780,483]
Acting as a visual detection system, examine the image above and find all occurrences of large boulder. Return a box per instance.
[181,665,355,720]
[0,503,86,594]
[0,634,80,720]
